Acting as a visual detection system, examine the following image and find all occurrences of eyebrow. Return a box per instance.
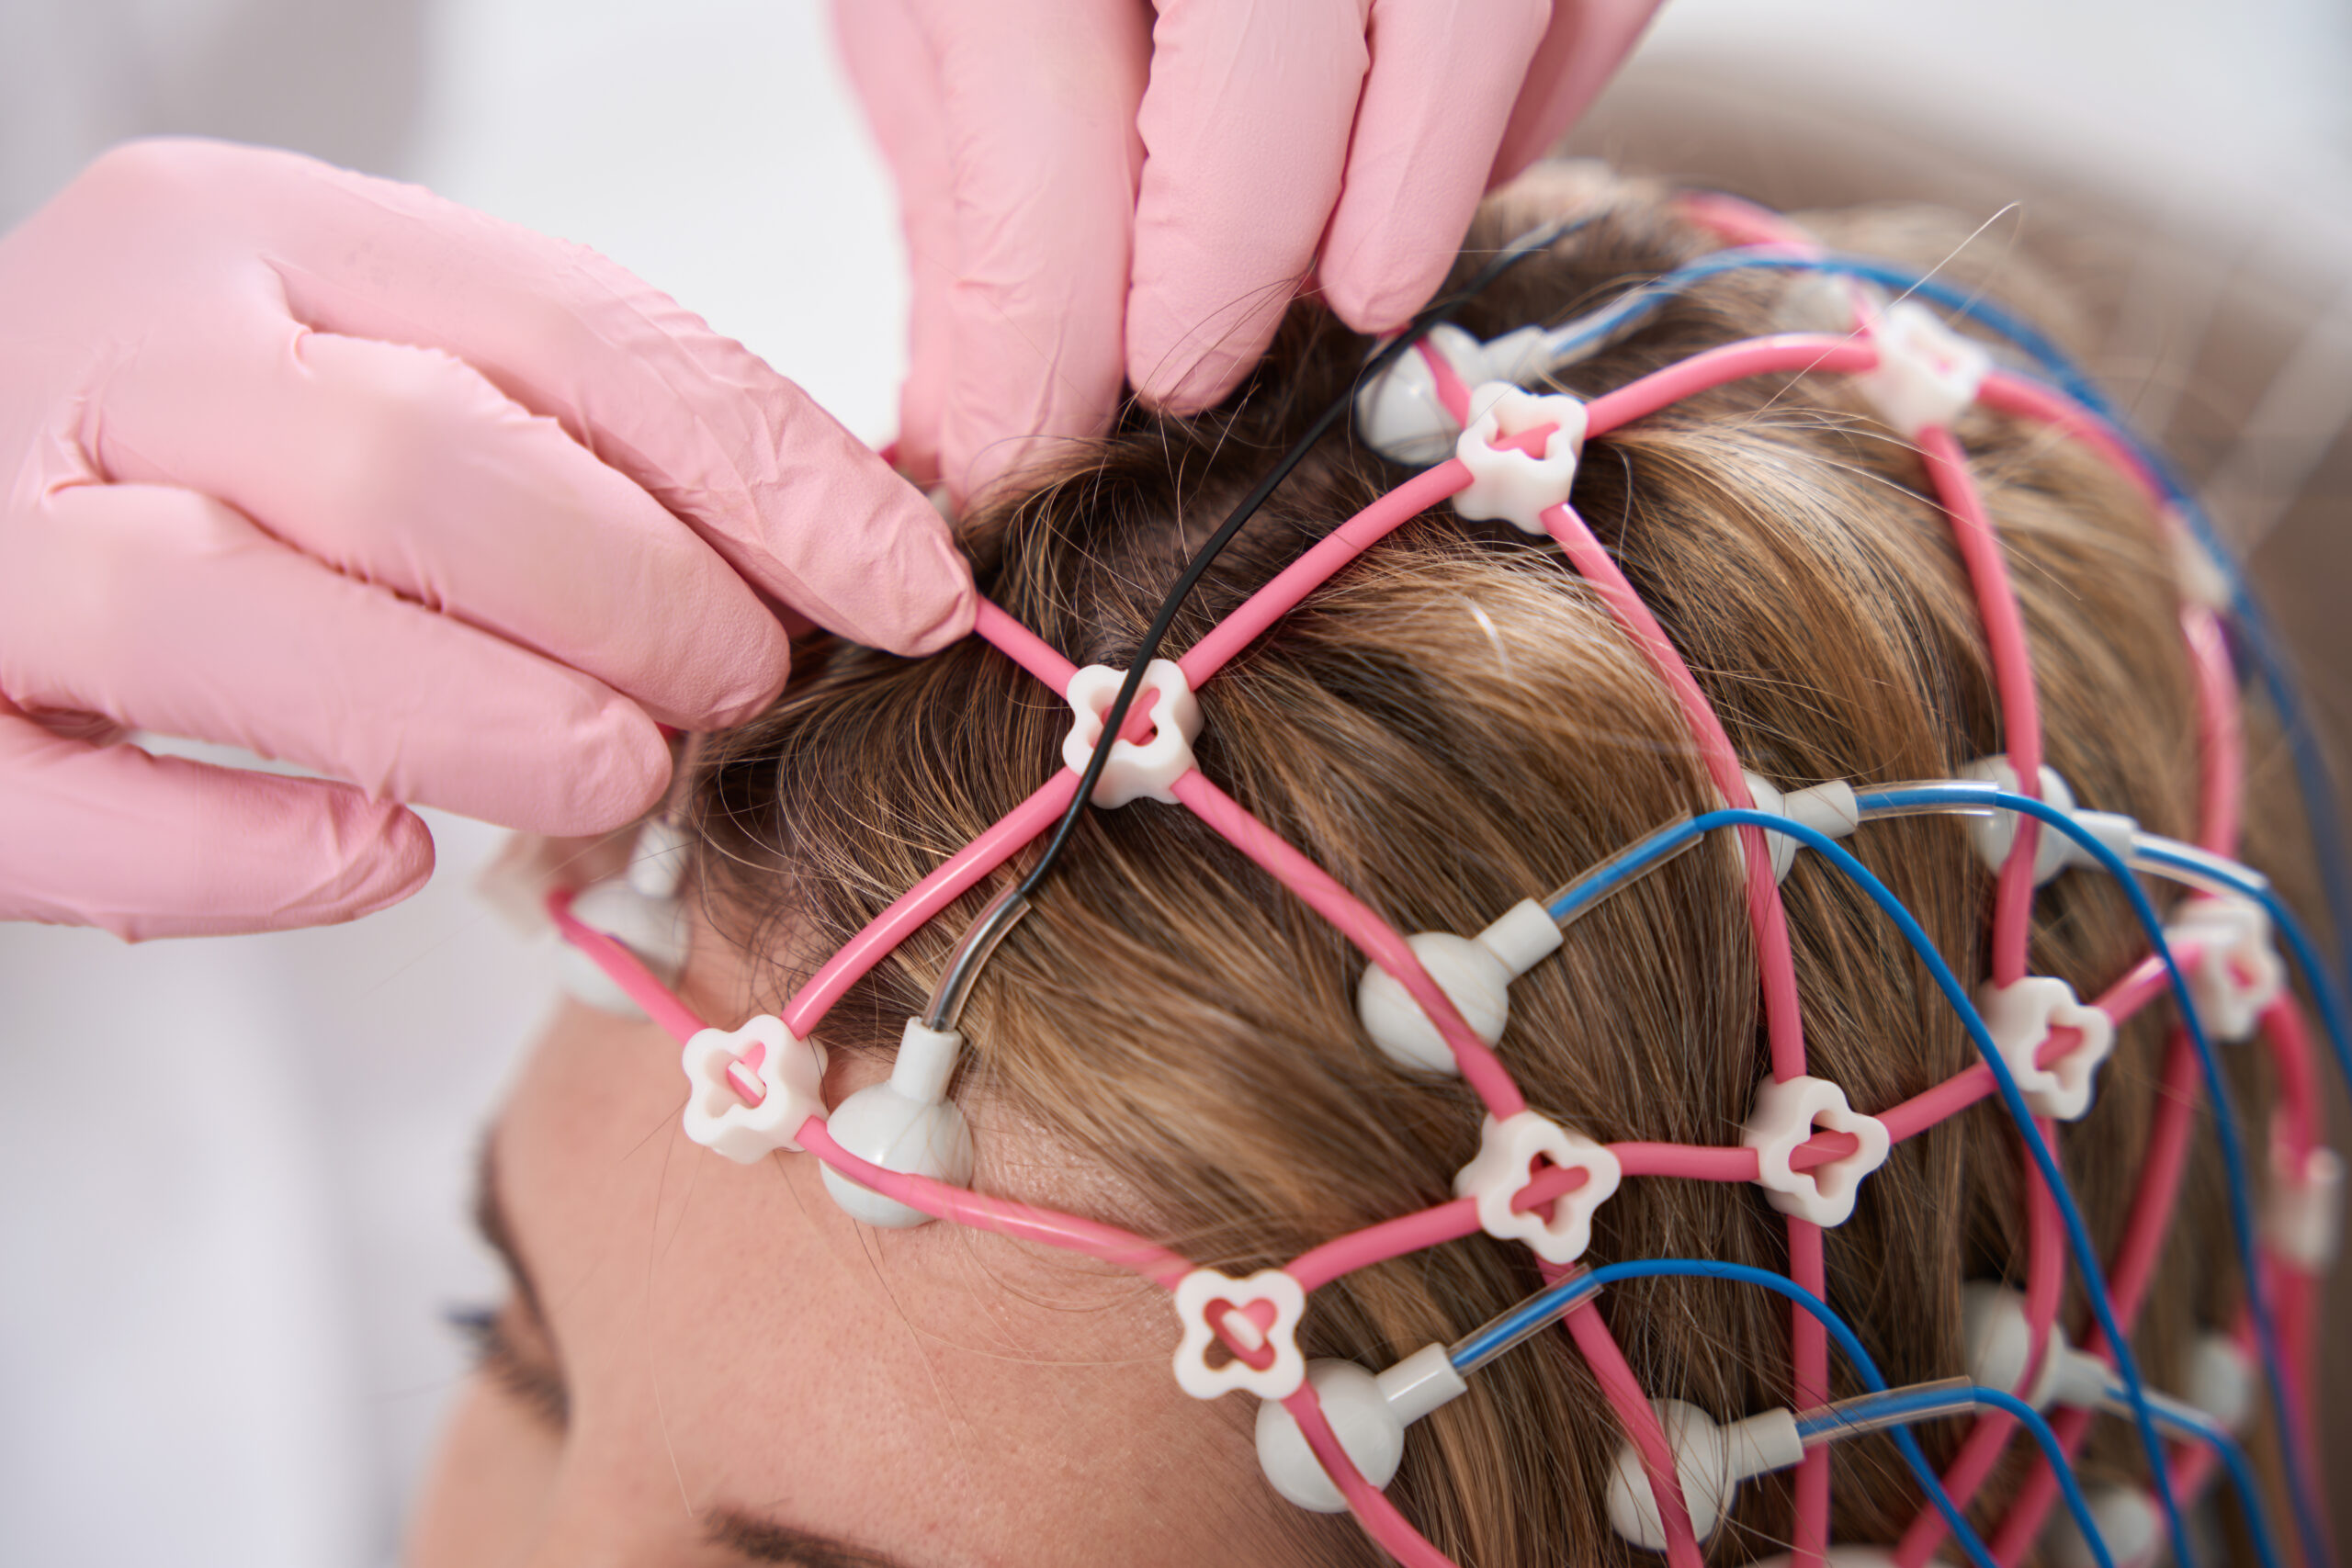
[469,1143,922,1567]
[706,1508,917,1568]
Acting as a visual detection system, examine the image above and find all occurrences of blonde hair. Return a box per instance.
[692,168,2290,1564]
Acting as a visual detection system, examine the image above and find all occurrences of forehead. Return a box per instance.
[491,949,1284,1563]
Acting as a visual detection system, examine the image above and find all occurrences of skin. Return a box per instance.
[403,908,1304,1568]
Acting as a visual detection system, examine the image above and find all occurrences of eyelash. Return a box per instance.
[447,1303,571,1431]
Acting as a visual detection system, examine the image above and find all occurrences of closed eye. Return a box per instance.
[448,1301,570,1431]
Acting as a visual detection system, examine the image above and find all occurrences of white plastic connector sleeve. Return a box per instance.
[1453,1111,1623,1264]
[819,1018,974,1229]
[2265,1145,2346,1270]
[1356,899,1564,1075]
[2185,1334,2256,1436]
[1854,300,1990,437]
[1956,757,2085,885]
[1604,1399,1805,1551]
[2048,1486,2162,1568]
[1737,772,1861,883]
[1975,976,2116,1121]
[2164,893,2287,1043]
[1353,324,1554,467]
[1962,1282,2112,1410]
[1376,1340,1468,1425]
[680,1015,828,1164]
[556,875,691,1019]
[1253,1344,1467,1513]
[1173,1268,1306,1401]
[1062,660,1204,807]
[1451,382,1588,536]
[1741,1076,1891,1227]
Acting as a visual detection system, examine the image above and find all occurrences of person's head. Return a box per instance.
[409,165,2296,1567]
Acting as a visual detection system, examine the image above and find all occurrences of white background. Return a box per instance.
[0,2,2346,1562]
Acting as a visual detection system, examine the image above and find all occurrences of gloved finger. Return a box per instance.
[93,324,792,733]
[0,483,670,835]
[1317,0,1553,333]
[88,139,973,655]
[0,705,432,941]
[1127,0,1370,414]
[1487,0,1663,186]
[888,0,1148,507]
[833,0,956,491]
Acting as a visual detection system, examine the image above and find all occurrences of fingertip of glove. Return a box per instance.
[1130,351,1250,419]
[278,794,435,928]
[512,698,671,838]
[1318,263,1428,340]
[345,804,437,918]
[852,495,978,658]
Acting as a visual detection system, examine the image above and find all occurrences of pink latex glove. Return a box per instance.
[0,139,974,941]
[836,0,1661,505]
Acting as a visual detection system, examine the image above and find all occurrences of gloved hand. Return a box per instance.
[835,0,1661,506]
[0,139,974,941]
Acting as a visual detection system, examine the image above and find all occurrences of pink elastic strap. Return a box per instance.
[2183,607,2245,854]
[1284,1382,1458,1568]
[1290,1200,1485,1293]
[1556,336,1851,1556]
[797,1116,1193,1289]
[1170,767,1526,1122]
[1673,192,1821,252]
[546,888,708,1046]
[1181,462,1472,685]
[783,772,1079,1039]
[1586,334,1879,435]
[2262,999,2320,1161]
[1564,1294,1705,1568]
[974,596,1081,693]
[1917,425,2045,987]
[1416,336,1476,424]
[1989,1035,2202,1563]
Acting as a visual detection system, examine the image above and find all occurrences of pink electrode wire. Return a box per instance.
[543,263,2314,1567]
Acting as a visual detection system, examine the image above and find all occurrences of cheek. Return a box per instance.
[402,1379,560,1568]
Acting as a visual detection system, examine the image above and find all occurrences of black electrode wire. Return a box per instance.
[1010,216,1584,908]
[913,217,1584,1032]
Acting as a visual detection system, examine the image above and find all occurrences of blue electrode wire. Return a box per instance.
[1541,244,2352,1009]
[1461,1259,2105,1568]
[1861,786,2328,1568]
[1532,795,2314,1568]
[1644,807,2196,1565]
[1796,1382,2284,1568]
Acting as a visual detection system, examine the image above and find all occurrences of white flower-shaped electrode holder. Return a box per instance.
[1450,382,1587,536]
[1853,299,1990,436]
[681,1014,828,1164]
[1453,1110,1623,1264]
[1062,660,1204,807]
[2165,893,2286,1043]
[1742,1075,1890,1226]
[1173,1267,1307,1401]
[1975,976,2116,1121]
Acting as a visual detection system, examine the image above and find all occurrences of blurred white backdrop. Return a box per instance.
[0,2,2346,1563]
